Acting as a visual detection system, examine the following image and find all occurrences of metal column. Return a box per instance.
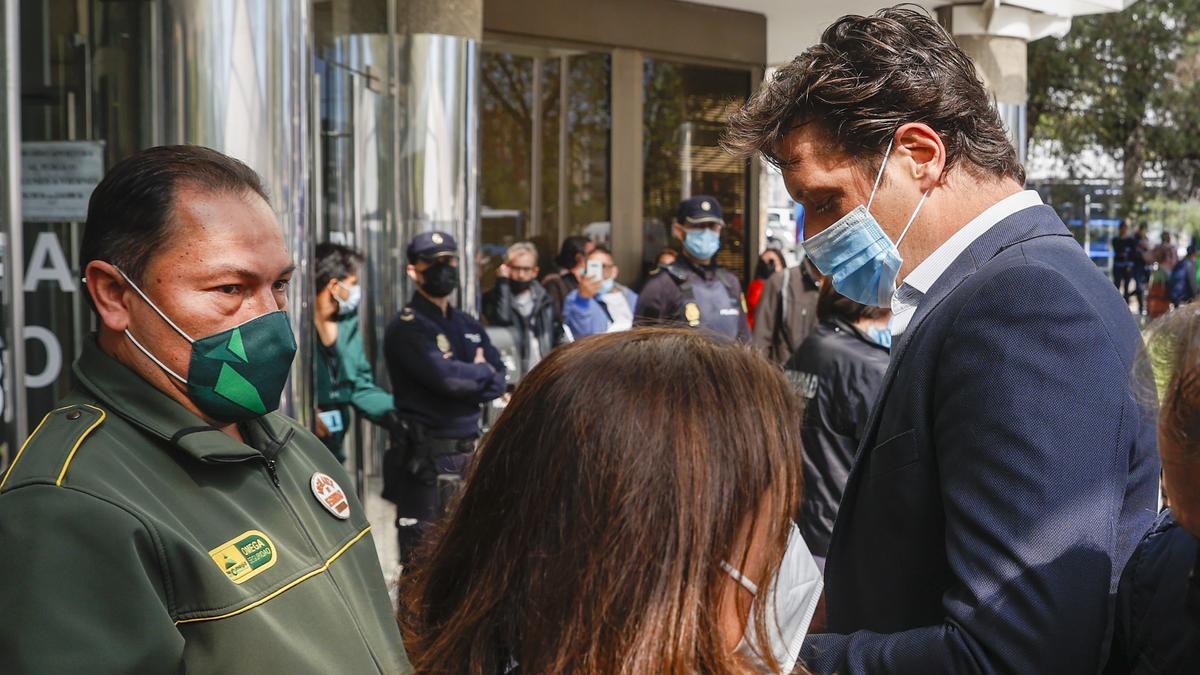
[157,0,315,425]
[1,0,26,449]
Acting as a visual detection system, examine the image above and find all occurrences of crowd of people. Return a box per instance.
[1112,222,1199,319]
[2,6,1199,675]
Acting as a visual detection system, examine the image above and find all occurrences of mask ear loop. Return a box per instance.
[115,267,196,343]
[114,267,193,385]
[123,329,189,384]
[896,190,931,247]
[866,139,894,211]
[719,560,761,596]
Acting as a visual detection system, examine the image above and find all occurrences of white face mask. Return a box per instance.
[720,522,823,673]
[334,280,362,316]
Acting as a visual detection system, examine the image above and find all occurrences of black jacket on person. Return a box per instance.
[1105,509,1200,674]
[540,271,578,321]
[482,279,561,370]
[785,318,889,558]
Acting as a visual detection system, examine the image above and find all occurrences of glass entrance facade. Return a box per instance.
[0,0,765,468]
[478,44,611,284]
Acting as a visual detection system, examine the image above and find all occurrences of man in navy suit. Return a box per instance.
[725,8,1158,673]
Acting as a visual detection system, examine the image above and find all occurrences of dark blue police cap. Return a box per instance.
[406,231,458,263]
[676,196,724,226]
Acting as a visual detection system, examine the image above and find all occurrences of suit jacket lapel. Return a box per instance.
[888,205,1071,368]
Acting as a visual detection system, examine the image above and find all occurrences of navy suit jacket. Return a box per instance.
[801,205,1160,673]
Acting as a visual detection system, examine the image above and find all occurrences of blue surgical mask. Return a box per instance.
[684,228,721,260]
[867,325,893,349]
[599,278,615,295]
[803,140,930,307]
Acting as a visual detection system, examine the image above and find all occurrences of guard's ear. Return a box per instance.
[84,260,133,333]
[406,264,419,283]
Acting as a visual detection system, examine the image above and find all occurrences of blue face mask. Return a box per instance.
[683,227,721,261]
[598,278,615,295]
[867,325,893,349]
[803,140,930,307]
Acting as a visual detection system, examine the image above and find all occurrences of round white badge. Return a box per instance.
[310,472,351,520]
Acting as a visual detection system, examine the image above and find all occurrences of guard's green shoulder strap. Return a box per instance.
[0,404,107,493]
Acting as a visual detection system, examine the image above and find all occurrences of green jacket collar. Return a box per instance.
[73,336,289,463]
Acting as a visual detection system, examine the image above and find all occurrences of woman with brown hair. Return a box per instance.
[1106,303,1200,672]
[399,327,821,674]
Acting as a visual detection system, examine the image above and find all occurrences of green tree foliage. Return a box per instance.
[1028,0,1200,217]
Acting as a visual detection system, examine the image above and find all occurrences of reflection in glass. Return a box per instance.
[15,1,154,432]
[643,60,751,281]
[479,47,610,286]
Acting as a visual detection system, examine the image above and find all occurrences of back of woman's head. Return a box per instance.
[1148,304,1200,451]
[400,328,805,674]
[1147,304,1200,534]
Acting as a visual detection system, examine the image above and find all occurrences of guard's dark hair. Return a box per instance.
[816,278,891,323]
[81,145,269,286]
[315,242,362,290]
[556,235,592,270]
[723,6,1024,184]
[400,328,806,674]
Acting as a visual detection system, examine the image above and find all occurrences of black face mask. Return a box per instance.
[510,279,532,293]
[755,258,778,280]
[420,262,458,298]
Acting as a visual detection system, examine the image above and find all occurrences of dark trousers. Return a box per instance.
[395,449,473,565]
[1115,266,1143,313]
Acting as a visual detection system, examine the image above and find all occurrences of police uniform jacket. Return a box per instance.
[0,337,412,673]
[633,255,750,342]
[383,292,506,440]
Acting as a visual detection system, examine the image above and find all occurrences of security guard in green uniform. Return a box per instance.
[0,146,412,673]
[313,242,396,463]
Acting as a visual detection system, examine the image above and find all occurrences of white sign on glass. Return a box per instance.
[21,141,105,223]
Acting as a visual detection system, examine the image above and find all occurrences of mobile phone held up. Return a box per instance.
[586,259,604,281]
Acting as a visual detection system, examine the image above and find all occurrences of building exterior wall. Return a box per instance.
[0,0,767,466]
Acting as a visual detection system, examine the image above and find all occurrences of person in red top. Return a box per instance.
[747,248,786,329]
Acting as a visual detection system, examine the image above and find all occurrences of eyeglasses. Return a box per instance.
[508,265,536,273]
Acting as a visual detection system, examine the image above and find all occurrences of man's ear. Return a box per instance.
[84,260,133,333]
[894,122,945,191]
[406,264,418,282]
[672,222,685,241]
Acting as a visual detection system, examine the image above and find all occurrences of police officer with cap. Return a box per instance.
[383,231,506,565]
[635,195,751,342]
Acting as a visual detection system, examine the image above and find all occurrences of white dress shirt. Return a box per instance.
[890,190,1044,336]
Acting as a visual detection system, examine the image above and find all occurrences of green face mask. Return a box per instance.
[118,269,298,424]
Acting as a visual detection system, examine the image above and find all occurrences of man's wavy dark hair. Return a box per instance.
[723,6,1024,184]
